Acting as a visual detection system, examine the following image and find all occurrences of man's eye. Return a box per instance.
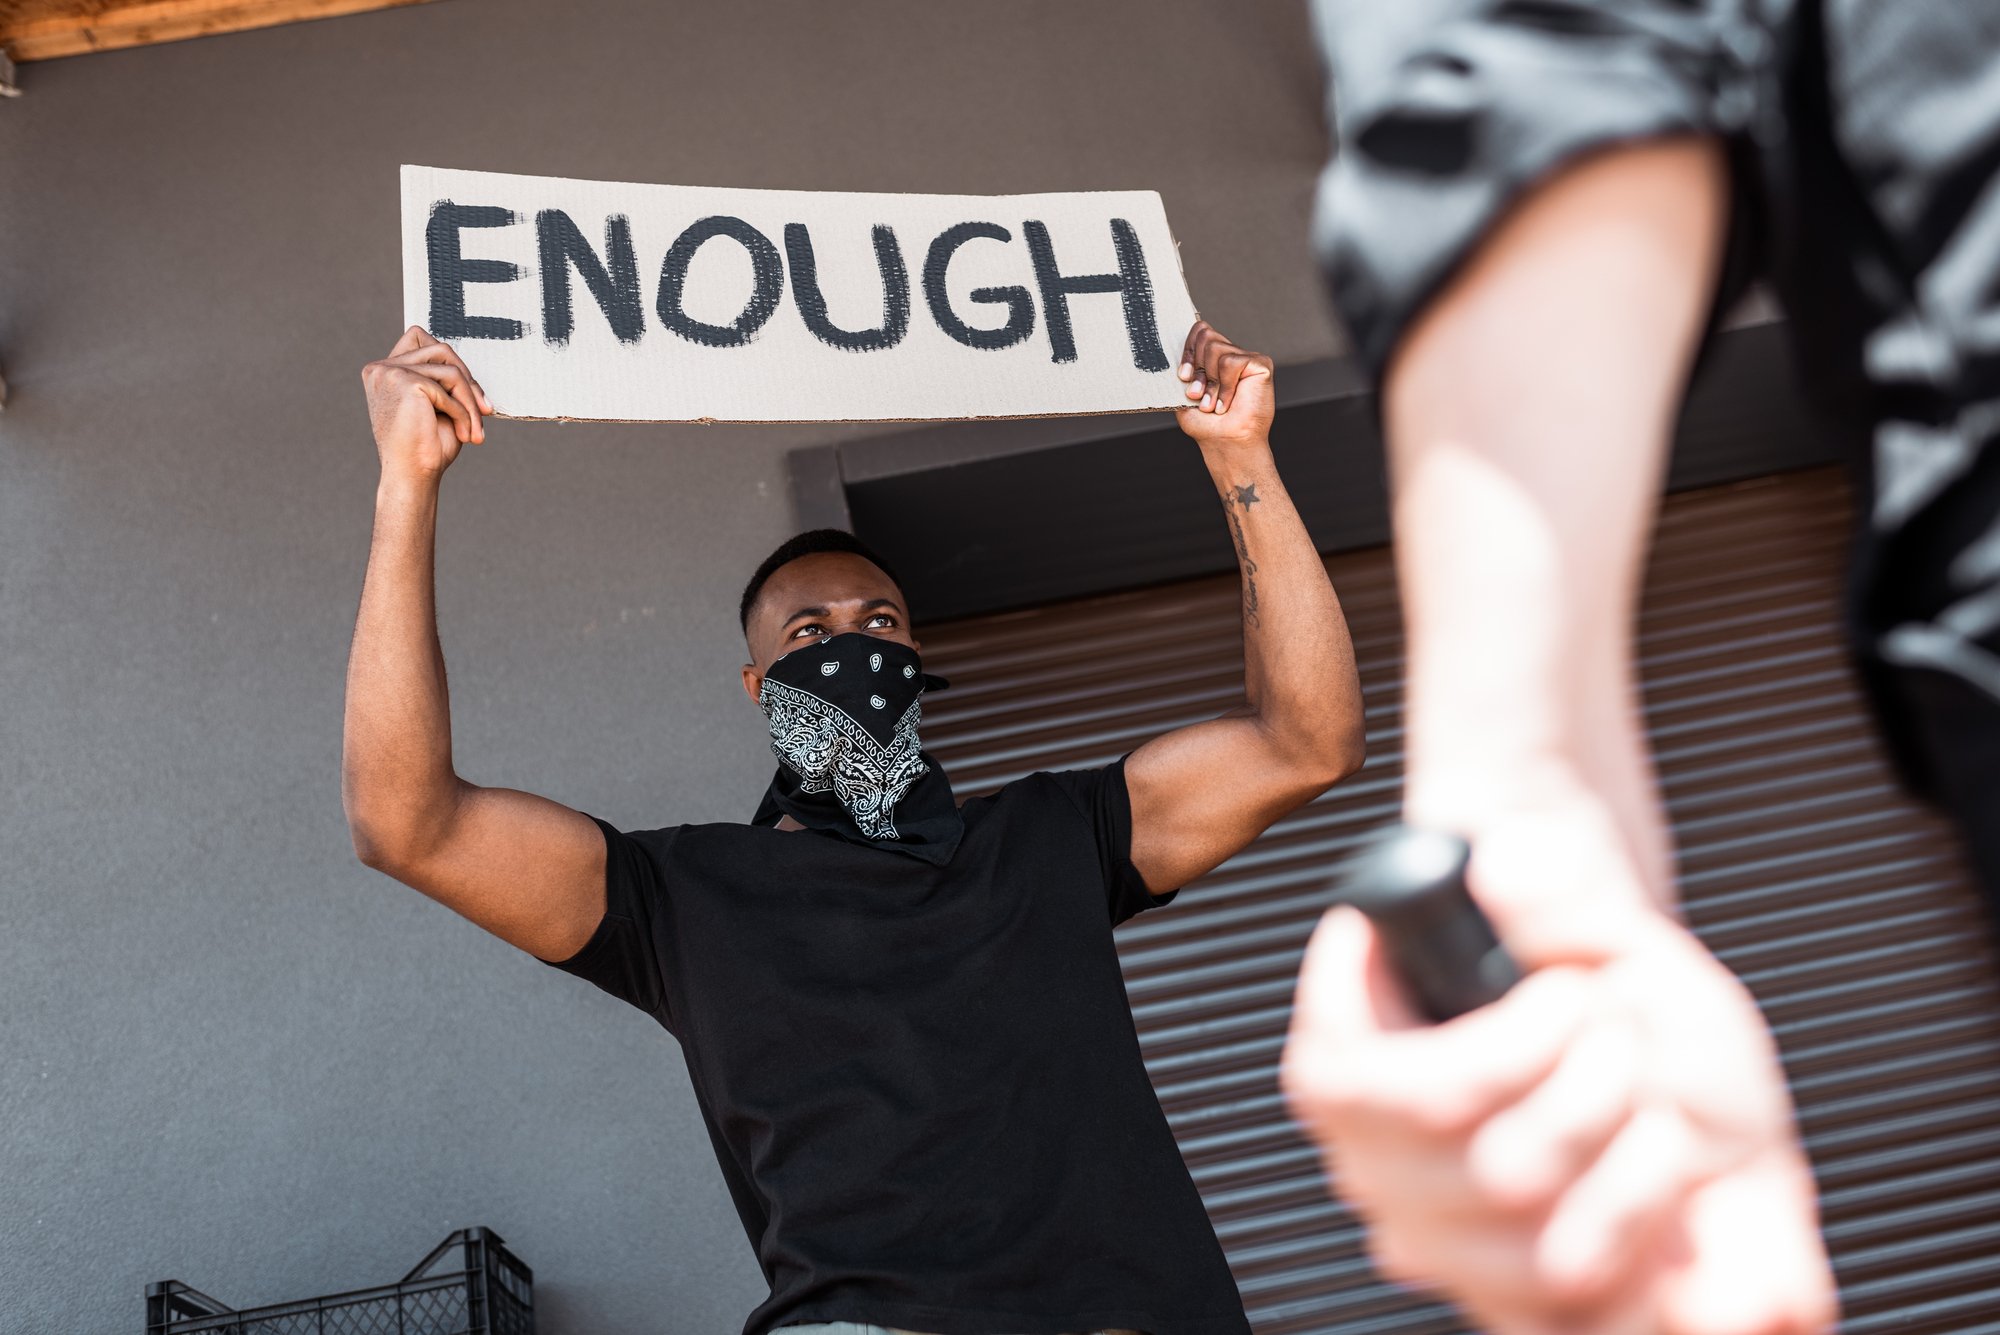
[868,614,896,628]
[793,624,824,638]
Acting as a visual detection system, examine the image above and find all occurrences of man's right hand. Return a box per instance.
[361,325,492,482]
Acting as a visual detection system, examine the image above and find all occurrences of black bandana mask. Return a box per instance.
[752,632,965,864]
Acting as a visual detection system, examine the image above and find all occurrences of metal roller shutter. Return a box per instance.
[915,466,2000,1334]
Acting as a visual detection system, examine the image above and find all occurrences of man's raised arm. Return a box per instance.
[342,326,606,963]
[1123,321,1367,893]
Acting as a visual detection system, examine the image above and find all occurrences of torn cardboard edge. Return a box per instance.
[487,400,1203,427]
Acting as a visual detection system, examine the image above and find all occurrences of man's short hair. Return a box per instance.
[739,529,904,633]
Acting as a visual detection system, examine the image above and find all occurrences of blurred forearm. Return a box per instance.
[1383,137,1730,910]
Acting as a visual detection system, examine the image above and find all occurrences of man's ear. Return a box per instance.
[741,663,764,706]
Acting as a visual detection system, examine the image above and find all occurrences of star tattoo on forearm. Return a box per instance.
[1221,484,1262,628]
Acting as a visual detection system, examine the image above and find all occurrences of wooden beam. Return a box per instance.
[0,0,444,62]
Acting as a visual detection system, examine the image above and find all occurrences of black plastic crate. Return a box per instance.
[145,1227,533,1335]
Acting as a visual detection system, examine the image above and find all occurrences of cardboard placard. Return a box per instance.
[400,165,1201,424]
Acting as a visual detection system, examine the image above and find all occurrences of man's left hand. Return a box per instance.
[1176,320,1275,449]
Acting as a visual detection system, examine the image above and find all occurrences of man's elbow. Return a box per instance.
[1294,724,1367,795]
[1318,729,1367,790]
[345,807,409,876]
[1333,730,1368,785]
[342,784,454,879]
[1257,713,1367,798]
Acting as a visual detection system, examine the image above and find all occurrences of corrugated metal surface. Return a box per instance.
[916,466,2000,1334]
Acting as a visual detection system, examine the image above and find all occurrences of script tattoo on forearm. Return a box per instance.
[1223,483,1262,628]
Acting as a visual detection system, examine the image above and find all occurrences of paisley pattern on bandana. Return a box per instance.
[753,631,964,862]
[759,677,931,839]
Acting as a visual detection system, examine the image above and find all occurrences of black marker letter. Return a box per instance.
[922,222,1036,350]
[427,201,524,340]
[1022,218,1169,371]
[655,216,784,348]
[537,210,644,345]
[785,224,910,352]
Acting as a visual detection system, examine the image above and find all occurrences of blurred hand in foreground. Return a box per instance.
[1282,775,1834,1335]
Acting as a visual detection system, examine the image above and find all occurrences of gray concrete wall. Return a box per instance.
[0,3,1335,1331]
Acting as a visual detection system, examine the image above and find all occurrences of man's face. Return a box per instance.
[741,551,919,705]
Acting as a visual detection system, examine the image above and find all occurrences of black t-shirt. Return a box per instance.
[542,760,1251,1335]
